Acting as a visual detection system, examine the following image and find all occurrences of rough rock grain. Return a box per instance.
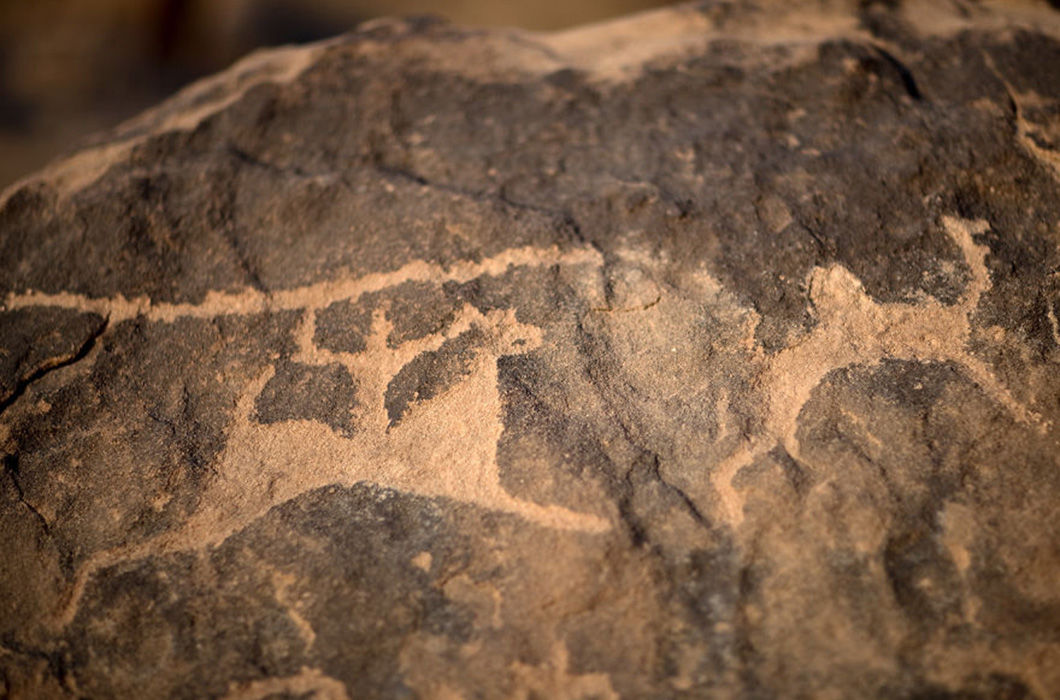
[2,2,1060,698]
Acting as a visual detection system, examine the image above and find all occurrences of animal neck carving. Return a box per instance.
[709,216,1044,527]
[3,245,609,627]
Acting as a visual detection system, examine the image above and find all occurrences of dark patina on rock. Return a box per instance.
[1,1,1059,698]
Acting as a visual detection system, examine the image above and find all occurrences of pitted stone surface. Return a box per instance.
[2,2,1060,698]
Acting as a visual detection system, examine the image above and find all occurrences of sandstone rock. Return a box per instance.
[2,2,1060,697]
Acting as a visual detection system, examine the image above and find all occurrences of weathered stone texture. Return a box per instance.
[1,2,1059,698]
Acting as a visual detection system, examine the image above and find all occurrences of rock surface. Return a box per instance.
[2,1,1060,697]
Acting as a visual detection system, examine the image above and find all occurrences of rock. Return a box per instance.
[2,1,1060,697]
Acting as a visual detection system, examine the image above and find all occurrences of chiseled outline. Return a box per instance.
[708,216,1045,526]
[2,217,1043,627]
[4,244,610,628]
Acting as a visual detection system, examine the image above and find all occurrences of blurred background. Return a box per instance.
[0,0,674,189]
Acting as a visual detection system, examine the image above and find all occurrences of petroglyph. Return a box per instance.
[710,216,1044,527]
[3,245,601,324]
[6,4,1060,694]
[3,218,1043,624]
[1,245,609,627]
